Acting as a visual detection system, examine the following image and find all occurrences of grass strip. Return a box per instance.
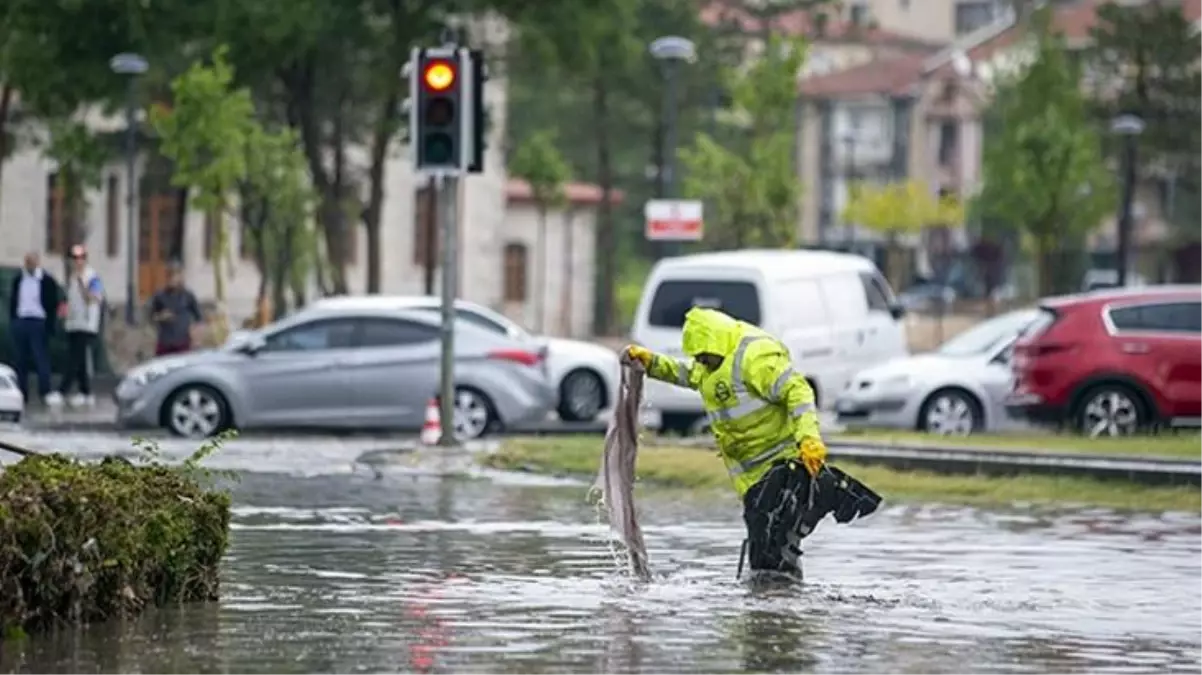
[828,429,1201,460]
[483,437,1201,513]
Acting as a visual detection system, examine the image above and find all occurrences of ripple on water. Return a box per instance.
[1,465,1198,673]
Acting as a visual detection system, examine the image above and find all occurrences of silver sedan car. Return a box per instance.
[833,308,1039,435]
[113,304,556,439]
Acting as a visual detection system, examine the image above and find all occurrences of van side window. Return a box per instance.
[648,280,762,327]
[859,272,891,313]
[819,274,869,322]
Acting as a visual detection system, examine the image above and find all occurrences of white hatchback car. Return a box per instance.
[0,364,23,425]
[305,295,621,422]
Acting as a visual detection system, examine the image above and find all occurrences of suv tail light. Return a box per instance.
[488,348,543,367]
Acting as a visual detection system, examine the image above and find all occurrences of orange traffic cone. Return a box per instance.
[420,397,442,446]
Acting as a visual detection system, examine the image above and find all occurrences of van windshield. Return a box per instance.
[647,280,762,328]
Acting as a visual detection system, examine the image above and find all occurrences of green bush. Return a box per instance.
[0,438,232,637]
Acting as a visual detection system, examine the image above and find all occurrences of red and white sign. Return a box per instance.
[645,199,703,241]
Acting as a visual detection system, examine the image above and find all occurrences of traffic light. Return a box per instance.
[412,48,464,171]
[405,47,486,174]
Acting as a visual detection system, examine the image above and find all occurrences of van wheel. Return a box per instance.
[918,388,983,436]
[1075,384,1146,438]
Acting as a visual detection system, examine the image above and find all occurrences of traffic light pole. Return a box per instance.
[438,172,459,447]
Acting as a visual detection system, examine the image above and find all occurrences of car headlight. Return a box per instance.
[126,361,186,387]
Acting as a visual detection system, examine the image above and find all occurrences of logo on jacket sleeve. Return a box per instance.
[714,381,732,402]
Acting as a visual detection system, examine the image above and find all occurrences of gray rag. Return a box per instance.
[590,357,652,580]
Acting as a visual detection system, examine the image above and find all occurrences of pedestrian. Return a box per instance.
[622,307,880,580]
[7,251,60,405]
[54,244,104,408]
[149,263,203,356]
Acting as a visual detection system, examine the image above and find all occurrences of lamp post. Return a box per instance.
[110,52,148,325]
[1109,114,1145,287]
[841,134,857,251]
[649,36,696,258]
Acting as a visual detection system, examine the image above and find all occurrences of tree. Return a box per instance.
[975,9,1115,297]
[509,130,570,334]
[841,179,963,290]
[1087,0,1201,236]
[150,45,256,343]
[679,33,805,250]
[239,125,319,321]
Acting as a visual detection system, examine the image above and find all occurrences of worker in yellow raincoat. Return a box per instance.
[623,306,880,580]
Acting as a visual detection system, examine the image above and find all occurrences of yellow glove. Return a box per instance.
[799,437,827,476]
[623,345,653,368]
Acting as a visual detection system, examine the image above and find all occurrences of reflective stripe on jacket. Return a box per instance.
[645,307,821,497]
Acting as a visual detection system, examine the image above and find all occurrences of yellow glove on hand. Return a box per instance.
[799,437,827,476]
[623,345,653,368]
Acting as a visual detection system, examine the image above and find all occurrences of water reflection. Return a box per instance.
[1,470,1198,674]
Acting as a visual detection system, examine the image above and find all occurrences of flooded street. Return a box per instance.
[1,432,1200,673]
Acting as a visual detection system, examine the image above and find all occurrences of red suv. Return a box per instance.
[1007,285,1202,436]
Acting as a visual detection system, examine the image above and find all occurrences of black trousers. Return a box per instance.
[741,460,813,576]
[59,330,97,396]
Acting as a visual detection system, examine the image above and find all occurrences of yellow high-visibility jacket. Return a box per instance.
[645,307,821,497]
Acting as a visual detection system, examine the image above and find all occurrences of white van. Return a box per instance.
[630,249,909,433]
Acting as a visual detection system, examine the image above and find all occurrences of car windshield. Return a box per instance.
[936,309,1038,357]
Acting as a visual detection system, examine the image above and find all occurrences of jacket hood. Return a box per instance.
[681,307,740,357]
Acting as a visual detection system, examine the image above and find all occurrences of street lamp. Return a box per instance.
[1110,113,1145,288]
[650,36,696,258]
[110,52,148,325]
[841,134,857,250]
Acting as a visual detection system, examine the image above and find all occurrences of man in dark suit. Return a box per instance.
[8,251,60,404]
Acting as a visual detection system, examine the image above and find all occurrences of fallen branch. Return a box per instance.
[0,439,38,458]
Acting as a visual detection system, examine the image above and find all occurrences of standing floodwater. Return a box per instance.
[1,459,1198,674]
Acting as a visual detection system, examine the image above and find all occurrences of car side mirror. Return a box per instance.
[889,303,907,321]
[237,335,267,356]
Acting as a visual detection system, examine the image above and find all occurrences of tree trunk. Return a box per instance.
[1036,238,1053,298]
[0,84,12,227]
[324,100,349,294]
[560,208,574,337]
[536,205,547,333]
[363,87,398,294]
[592,76,616,337]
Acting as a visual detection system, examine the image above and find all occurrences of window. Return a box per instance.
[414,183,439,267]
[819,274,869,323]
[648,280,762,328]
[45,172,65,254]
[356,318,440,347]
[955,0,996,35]
[264,318,357,352]
[849,2,869,26]
[503,243,528,302]
[859,272,892,313]
[848,108,863,131]
[937,122,958,166]
[456,308,512,335]
[1109,302,1202,334]
[106,175,120,258]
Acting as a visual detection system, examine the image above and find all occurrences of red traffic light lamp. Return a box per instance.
[423,61,456,92]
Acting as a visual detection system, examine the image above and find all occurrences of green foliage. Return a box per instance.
[509,130,570,210]
[975,9,1115,295]
[240,125,319,318]
[842,179,965,236]
[0,436,234,637]
[680,34,806,249]
[151,45,255,330]
[1087,1,1201,236]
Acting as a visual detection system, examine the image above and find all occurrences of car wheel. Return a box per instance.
[163,384,230,439]
[557,369,605,422]
[1076,384,1145,438]
[453,387,496,441]
[919,388,982,436]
